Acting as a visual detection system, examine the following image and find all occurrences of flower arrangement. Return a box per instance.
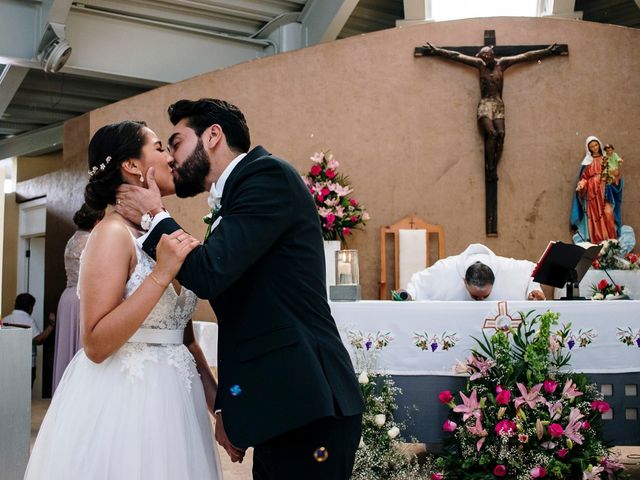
[346,330,429,479]
[590,279,626,300]
[430,311,625,480]
[302,151,369,242]
[592,240,626,270]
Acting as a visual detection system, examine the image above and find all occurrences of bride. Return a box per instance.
[24,121,223,479]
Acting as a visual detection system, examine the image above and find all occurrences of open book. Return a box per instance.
[532,241,600,288]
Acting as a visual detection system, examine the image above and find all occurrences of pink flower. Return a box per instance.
[325,214,335,226]
[518,433,529,443]
[514,382,544,410]
[439,390,454,404]
[466,415,488,451]
[342,227,351,235]
[561,379,583,400]
[530,466,546,478]
[564,407,585,445]
[325,169,336,179]
[582,421,591,429]
[310,152,324,163]
[326,157,340,170]
[442,419,457,432]
[543,380,558,394]
[316,195,325,203]
[467,355,496,380]
[557,448,568,458]
[493,464,507,476]
[590,400,610,413]
[349,198,358,206]
[547,423,564,438]
[310,164,322,176]
[453,390,482,421]
[430,474,444,480]
[495,419,516,436]
[350,215,358,223]
[495,389,511,405]
[321,187,330,196]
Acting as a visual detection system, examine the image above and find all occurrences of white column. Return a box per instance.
[538,0,583,19]
[397,0,434,26]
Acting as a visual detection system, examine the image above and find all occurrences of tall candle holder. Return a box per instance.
[330,250,361,301]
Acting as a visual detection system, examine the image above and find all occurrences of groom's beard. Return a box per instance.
[173,138,211,198]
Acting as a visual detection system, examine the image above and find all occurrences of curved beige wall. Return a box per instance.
[77,17,640,303]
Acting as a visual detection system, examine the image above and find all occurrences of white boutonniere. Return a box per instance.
[203,200,221,241]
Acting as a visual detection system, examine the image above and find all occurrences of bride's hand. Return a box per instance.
[154,230,200,284]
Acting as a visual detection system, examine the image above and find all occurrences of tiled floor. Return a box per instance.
[30,399,640,479]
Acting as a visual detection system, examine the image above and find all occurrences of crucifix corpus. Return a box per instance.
[415,30,568,236]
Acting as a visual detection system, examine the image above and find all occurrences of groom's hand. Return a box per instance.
[115,167,163,225]
[214,412,246,463]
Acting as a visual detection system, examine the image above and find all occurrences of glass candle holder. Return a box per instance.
[335,249,359,285]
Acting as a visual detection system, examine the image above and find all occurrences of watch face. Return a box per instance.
[141,213,152,231]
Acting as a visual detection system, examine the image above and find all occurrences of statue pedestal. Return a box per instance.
[0,327,32,480]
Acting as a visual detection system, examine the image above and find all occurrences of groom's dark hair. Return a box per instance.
[168,99,251,154]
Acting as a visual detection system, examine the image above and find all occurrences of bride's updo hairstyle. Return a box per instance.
[84,120,147,211]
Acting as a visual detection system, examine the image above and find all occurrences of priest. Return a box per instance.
[406,243,545,301]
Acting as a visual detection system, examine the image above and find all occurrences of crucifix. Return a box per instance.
[415,31,568,236]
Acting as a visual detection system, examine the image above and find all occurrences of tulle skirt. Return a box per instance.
[25,345,223,480]
[52,286,82,394]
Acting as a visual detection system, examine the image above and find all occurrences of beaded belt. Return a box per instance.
[127,328,183,345]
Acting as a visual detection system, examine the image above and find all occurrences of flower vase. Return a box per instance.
[323,240,341,294]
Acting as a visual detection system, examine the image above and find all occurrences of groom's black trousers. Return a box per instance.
[252,414,362,480]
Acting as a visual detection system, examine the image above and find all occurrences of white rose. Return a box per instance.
[358,437,365,448]
[592,293,604,300]
[374,414,386,426]
[358,371,369,385]
[605,294,616,300]
[387,426,400,439]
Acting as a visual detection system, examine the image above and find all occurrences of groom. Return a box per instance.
[116,98,363,479]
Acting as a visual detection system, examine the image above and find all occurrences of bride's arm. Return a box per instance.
[80,219,197,363]
[184,320,217,414]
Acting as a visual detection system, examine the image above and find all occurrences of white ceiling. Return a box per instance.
[0,0,637,158]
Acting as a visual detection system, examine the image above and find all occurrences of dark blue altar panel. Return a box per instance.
[392,373,640,446]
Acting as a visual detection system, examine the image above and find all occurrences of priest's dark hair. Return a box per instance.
[84,121,147,211]
[168,98,250,154]
[465,262,495,288]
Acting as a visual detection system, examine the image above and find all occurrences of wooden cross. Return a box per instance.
[415,31,568,236]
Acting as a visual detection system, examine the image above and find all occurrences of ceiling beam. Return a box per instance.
[0,65,29,118]
[0,123,63,159]
[300,0,361,44]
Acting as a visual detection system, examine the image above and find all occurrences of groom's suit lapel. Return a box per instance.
[219,146,270,210]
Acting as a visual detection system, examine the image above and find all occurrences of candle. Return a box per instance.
[337,260,353,284]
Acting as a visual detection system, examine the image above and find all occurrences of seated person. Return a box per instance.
[406,243,545,301]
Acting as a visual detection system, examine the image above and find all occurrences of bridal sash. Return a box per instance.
[127,328,183,345]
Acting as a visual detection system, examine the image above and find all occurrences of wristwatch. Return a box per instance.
[140,207,166,231]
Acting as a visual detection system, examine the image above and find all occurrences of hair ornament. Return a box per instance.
[88,155,112,178]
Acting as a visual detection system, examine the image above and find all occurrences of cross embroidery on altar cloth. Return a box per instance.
[483,301,523,331]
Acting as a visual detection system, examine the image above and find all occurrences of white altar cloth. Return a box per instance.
[330,300,640,376]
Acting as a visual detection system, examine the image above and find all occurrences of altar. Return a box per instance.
[194,299,640,445]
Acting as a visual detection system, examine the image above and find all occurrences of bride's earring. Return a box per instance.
[139,173,145,183]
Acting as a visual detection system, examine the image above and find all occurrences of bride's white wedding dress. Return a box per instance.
[24,232,223,479]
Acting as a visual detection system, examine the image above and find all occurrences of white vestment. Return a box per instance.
[406,244,541,301]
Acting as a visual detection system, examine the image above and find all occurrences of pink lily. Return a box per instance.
[467,355,496,380]
[466,415,488,451]
[547,400,563,421]
[564,407,585,445]
[582,465,605,479]
[561,379,583,400]
[514,382,545,410]
[453,390,482,421]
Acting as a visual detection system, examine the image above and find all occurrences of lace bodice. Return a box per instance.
[64,230,90,287]
[124,238,197,330]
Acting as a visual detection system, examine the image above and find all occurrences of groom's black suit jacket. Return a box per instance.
[143,146,364,448]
